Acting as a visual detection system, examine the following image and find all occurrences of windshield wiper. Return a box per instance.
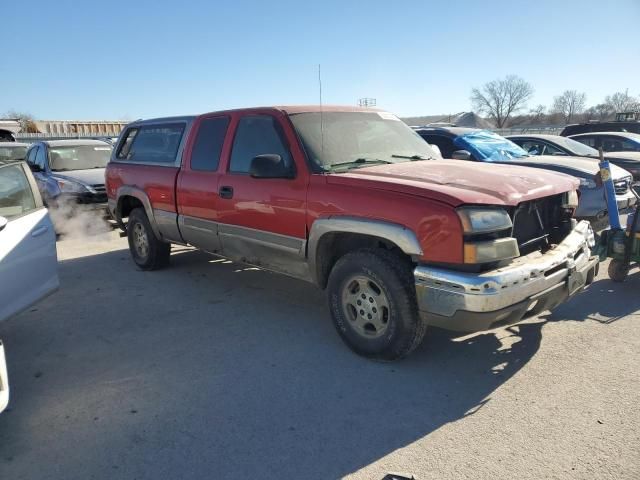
[329,158,392,170]
[391,154,435,161]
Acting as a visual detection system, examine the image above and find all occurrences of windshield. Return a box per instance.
[289,112,438,170]
[555,136,599,156]
[454,130,529,161]
[49,144,112,171]
[0,145,27,162]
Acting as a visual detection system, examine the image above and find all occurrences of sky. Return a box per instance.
[2,0,639,120]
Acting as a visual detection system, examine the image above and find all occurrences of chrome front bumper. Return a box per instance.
[414,221,599,332]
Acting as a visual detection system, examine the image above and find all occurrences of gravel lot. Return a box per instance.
[0,231,639,480]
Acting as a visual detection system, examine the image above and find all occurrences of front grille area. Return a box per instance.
[91,183,106,193]
[614,177,631,195]
[511,194,572,256]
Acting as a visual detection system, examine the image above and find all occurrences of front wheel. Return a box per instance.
[327,249,427,361]
[127,208,170,270]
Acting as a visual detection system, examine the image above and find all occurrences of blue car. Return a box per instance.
[24,139,111,211]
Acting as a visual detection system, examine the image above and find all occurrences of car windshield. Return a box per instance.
[0,145,27,162]
[454,130,529,161]
[289,111,438,170]
[555,136,600,156]
[49,144,112,171]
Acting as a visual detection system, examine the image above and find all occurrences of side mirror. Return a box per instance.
[249,154,293,179]
[0,216,7,232]
[451,150,472,160]
[28,163,42,172]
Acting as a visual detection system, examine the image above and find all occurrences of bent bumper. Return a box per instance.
[414,221,599,332]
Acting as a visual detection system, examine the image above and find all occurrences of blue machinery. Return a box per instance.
[596,149,640,282]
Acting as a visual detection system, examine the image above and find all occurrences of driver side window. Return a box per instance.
[229,115,292,173]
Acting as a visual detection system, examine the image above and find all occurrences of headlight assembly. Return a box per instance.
[54,177,90,194]
[457,207,512,234]
[562,190,579,209]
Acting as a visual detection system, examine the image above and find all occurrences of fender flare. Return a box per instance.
[307,216,423,285]
[115,186,162,238]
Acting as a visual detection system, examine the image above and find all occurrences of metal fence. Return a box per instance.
[15,132,120,143]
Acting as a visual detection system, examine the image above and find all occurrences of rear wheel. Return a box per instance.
[608,258,629,283]
[327,248,427,361]
[127,208,170,270]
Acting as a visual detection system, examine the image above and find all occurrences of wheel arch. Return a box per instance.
[308,217,423,288]
[116,186,161,238]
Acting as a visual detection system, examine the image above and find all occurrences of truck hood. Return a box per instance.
[508,155,631,178]
[327,160,579,207]
[52,168,106,186]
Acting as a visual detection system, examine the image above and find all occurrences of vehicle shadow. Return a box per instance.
[543,267,640,325]
[0,248,548,479]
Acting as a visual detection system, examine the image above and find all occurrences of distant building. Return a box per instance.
[0,119,130,141]
[33,120,128,136]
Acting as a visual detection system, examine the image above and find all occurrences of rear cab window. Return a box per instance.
[116,123,186,165]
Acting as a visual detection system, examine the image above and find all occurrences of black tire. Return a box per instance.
[608,259,629,283]
[127,208,170,270]
[327,248,427,361]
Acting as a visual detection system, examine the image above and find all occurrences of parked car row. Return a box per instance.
[413,127,638,230]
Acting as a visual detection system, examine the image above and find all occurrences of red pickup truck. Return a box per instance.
[106,106,599,360]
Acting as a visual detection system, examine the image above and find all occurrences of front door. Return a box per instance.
[216,112,309,280]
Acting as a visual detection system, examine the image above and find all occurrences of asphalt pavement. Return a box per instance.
[0,232,639,479]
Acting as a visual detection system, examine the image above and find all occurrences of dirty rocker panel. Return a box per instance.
[177,215,311,281]
[154,209,184,244]
[178,215,221,252]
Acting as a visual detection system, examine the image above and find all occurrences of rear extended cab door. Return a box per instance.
[214,109,310,279]
[0,162,59,322]
[176,114,231,253]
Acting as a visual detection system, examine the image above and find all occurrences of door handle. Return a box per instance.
[219,186,234,199]
[31,226,49,237]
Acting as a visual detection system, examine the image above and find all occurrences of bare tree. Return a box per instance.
[604,90,640,113]
[4,110,39,133]
[528,104,547,124]
[470,75,534,128]
[552,90,587,124]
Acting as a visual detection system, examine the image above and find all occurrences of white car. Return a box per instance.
[0,160,59,412]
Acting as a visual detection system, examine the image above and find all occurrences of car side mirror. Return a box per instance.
[0,216,8,232]
[451,150,472,160]
[249,154,294,179]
